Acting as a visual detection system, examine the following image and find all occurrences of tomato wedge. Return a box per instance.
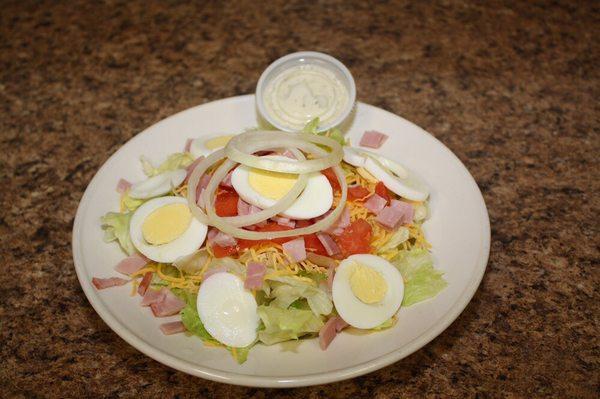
[374,181,391,204]
[348,185,370,200]
[304,233,328,256]
[321,168,340,192]
[212,244,238,258]
[214,190,239,217]
[336,219,372,256]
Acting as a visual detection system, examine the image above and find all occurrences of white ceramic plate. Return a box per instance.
[72,95,490,387]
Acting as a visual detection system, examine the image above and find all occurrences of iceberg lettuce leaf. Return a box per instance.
[257,305,323,345]
[392,249,447,306]
[100,211,135,255]
[141,153,194,177]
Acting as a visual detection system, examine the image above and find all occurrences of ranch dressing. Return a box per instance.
[263,64,349,131]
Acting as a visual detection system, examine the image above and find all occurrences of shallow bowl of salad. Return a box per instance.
[72,94,490,387]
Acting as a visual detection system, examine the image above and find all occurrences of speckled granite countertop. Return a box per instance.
[1,0,598,397]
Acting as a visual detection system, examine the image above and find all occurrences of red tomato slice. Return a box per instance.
[304,233,328,256]
[374,181,391,204]
[336,219,372,256]
[348,185,371,200]
[212,244,238,258]
[321,168,340,192]
[214,191,239,217]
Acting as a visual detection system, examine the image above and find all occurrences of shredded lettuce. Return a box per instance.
[302,118,347,146]
[257,305,323,345]
[302,117,320,134]
[391,249,447,306]
[372,317,397,331]
[101,211,135,255]
[141,153,194,177]
[267,276,332,316]
[120,191,145,212]
[177,290,253,364]
[377,226,409,254]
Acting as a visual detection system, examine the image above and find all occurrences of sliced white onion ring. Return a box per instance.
[342,147,368,168]
[226,131,342,173]
[187,130,348,240]
[363,156,429,201]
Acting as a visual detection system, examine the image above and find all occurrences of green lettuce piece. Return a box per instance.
[181,303,214,342]
[141,153,194,177]
[372,317,397,331]
[121,192,145,212]
[302,117,320,134]
[267,276,332,316]
[391,249,447,306]
[257,305,323,345]
[101,211,135,255]
[377,227,409,254]
[178,290,254,364]
[302,118,347,146]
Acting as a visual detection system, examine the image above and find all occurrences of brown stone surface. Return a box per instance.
[1,0,598,397]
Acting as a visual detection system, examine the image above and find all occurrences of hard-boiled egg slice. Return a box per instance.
[189,134,235,159]
[130,196,207,263]
[332,254,404,329]
[231,155,333,220]
[197,272,259,348]
[343,146,428,201]
[128,169,187,199]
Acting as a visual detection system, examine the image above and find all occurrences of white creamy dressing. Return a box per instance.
[263,64,349,131]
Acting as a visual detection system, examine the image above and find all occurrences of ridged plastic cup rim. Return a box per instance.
[255,51,356,132]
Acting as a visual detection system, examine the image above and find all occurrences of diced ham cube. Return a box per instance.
[244,261,267,290]
[282,237,307,262]
[364,193,387,215]
[160,321,187,335]
[92,277,129,290]
[150,289,186,317]
[114,253,148,275]
[359,130,389,149]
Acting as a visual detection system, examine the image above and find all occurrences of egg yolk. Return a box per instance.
[142,203,192,245]
[248,168,298,200]
[205,135,234,150]
[349,263,388,304]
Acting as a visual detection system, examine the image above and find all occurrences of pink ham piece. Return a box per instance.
[317,233,341,256]
[364,193,387,215]
[390,199,415,223]
[237,198,251,216]
[376,200,414,229]
[116,178,131,194]
[92,277,129,290]
[322,207,350,235]
[272,216,295,228]
[160,321,187,335]
[244,261,267,290]
[141,288,166,306]
[212,231,237,247]
[282,237,307,262]
[150,289,186,317]
[359,130,389,149]
[319,316,349,350]
[184,138,193,153]
[185,155,205,183]
[220,170,234,188]
[327,264,335,292]
[137,272,153,296]
[114,253,148,275]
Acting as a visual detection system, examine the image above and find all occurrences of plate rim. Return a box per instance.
[72,94,490,387]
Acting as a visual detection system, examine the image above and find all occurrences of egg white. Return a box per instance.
[197,272,259,348]
[230,155,333,220]
[129,196,207,263]
[189,134,233,159]
[332,254,404,329]
[128,169,187,199]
